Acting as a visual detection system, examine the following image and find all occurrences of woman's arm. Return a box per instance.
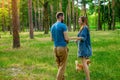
[69,27,88,41]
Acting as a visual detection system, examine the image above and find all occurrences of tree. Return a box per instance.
[1,0,6,32]
[40,7,43,31]
[72,0,76,31]
[62,0,68,24]
[111,0,115,30]
[76,0,79,30]
[59,0,62,11]
[67,0,71,31]
[37,0,41,30]
[40,0,49,34]
[17,0,20,32]
[81,0,88,17]
[108,0,112,30]
[20,0,29,31]
[8,0,12,34]
[50,3,53,26]
[33,0,38,31]
[43,1,49,34]
[103,0,106,31]
[11,0,20,48]
[97,0,102,30]
[115,0,120,29]
[28,0,34,39]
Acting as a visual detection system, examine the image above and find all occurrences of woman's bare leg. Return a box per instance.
[81,57,90,80]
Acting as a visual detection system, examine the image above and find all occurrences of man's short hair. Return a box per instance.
[56,12,64,19]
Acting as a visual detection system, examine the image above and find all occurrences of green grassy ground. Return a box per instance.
[0,30,120,80]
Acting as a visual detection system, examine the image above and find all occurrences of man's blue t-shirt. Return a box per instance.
[50,22,67,47]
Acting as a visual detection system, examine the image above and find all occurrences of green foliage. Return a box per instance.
[0,8,10,31]
[0,0,120,32]
[20,0,29,30]
[88,12,98,29]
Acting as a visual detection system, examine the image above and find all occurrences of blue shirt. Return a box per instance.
[50,22,67,47]
[77,26,92,57]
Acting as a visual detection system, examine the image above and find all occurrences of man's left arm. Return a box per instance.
[64,31,69,43]
[63,25,69,43]
[50,33,54,41]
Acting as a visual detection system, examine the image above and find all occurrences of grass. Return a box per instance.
[0,30,120,80]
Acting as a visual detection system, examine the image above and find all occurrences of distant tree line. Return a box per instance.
[0,0,120,48]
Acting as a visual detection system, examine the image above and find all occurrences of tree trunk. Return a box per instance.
[112,0,115,30]
[108,0,112,30]
[43,1,49,34]
[40,8,43,31]
[28,0,34,39]
[59,0,62,11]
[2,0,6,32]
[8,0,12,34]
[76,0,79,31]
[83,0,87,18]
[67,0,71,31]
[17,0,20,32]
[97,0,102,30]
[50,4,53,26]
[37,0,40,30]
[11,0,20,48]
[94,0,97,31]
[103,0,106,31]
[72,0,76,31]
[33,1,37,31]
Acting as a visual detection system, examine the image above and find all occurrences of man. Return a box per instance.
[50,12,69,80]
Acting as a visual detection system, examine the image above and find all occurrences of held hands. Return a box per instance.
[65,37,81,44]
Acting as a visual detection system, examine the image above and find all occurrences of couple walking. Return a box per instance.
[50,12,92,80]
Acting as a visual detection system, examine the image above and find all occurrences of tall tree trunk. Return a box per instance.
[82,0,89,27]
[62,0,68,24]
[28,0,34,39]
[8,0,12,34]
[40,8,43,31]
[67,0,71,31]
[83,0,87,18]
[108,0,112,30]
[17,0,20,32]
[76,0,79,31]
[97,0,102,30]
[72,0,76,31]
[43,1,49,34]
[2,0,6,32]
[94,0,97,30]
[57,0,59,11]
[59,0,62,11]
[11,0,20,48]
[112,0,115,30]
[37,0,40,30]
[33,1,37,31]
[103,0,106,31]
[50,4,53,26]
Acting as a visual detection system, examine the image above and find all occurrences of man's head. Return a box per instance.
[56,12,64,23]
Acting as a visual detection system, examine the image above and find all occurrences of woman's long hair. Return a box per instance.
[79,16,89,32]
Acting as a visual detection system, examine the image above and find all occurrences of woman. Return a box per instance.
[71,16,92,80]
